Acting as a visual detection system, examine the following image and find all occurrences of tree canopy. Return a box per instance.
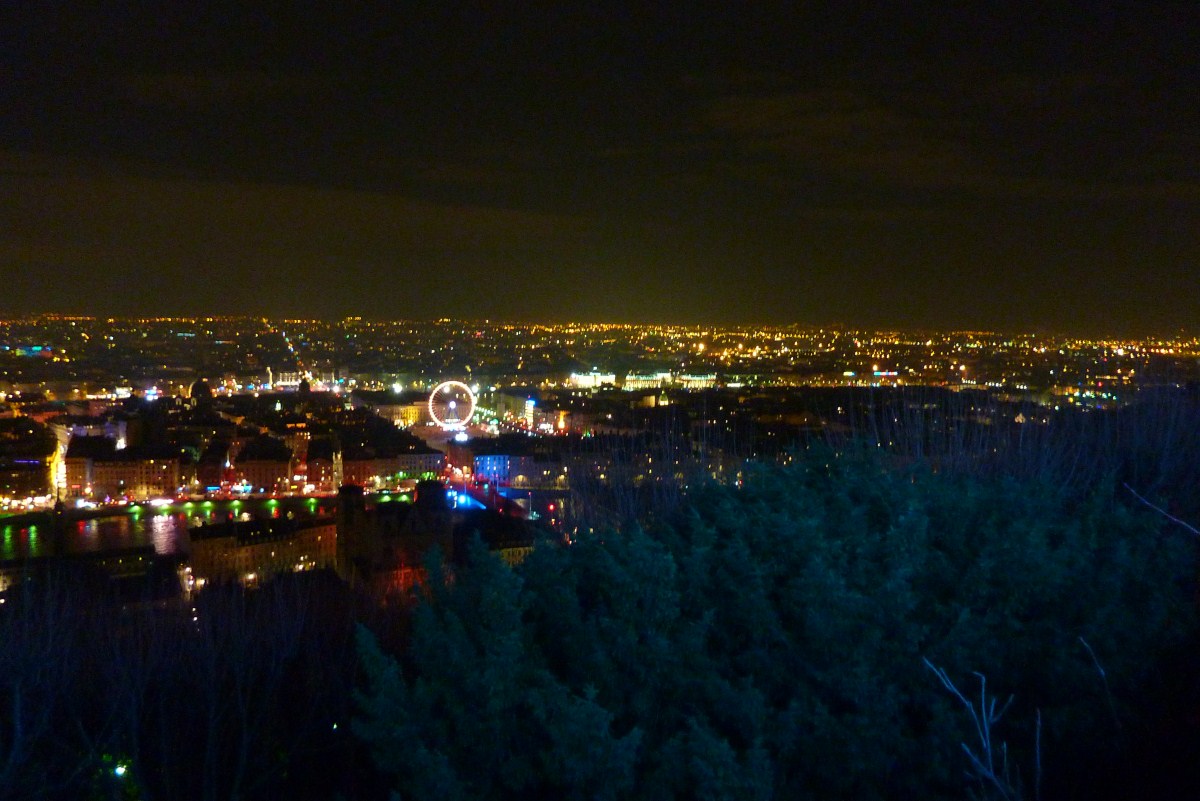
[356,448,1198,800]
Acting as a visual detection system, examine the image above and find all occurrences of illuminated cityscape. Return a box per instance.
[3,313,1197,507]
[4,314,1196,401]
[3,313,1197,583]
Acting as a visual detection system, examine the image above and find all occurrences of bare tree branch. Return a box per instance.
[1123,483,1200,537]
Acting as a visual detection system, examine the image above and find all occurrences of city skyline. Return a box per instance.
[4,314,1196,395]
[2,4,1198,334]
[1,311,1197,340]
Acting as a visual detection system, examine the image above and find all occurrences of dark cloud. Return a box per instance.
[699,76,1200,207]
[704,89,977,190]
[0,149,601,317]
[118,71,342,109]
[0,3,1197,333]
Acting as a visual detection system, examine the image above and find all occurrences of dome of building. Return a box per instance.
[189,378,214,400]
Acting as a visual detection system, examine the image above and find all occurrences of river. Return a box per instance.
[0,497,340,562]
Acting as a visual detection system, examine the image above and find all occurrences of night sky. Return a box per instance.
[2,3,1197,334]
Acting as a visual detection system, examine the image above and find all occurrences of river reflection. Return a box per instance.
[1,523,39,562]
[1,498,337,560]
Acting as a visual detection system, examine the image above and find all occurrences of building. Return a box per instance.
[188,516,337,587]
[236,459,292,495]
[350,390,428,427]
[623,372,672,391]
[306,438,343,493]
[567,371,617,390]
[341,452,445,489]
[196,440,231,492]
[0,417,58,499]
[473,453,514,486]
[233,435,293,494]
[676,374,717,390]
[65,437,181,499]
[473,453,567,489]
[65,436,115,496]
[91,452,181,500]
[51,415,129,450]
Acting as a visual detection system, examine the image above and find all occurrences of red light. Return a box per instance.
[548,503,555,511]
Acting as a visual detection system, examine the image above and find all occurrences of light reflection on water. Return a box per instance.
[2,523,34,561]
[149,513,184,554]
[2,499,336,560]
[1,524,41,561]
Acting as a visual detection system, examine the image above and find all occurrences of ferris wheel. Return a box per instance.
[428,381,476,429]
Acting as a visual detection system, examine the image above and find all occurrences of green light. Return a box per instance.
[380,494,391,503]
[267,498,278,506]
[202,501,214,507]
[184,502,194,508]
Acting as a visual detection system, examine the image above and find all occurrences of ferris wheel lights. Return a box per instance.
[428,380,477,430]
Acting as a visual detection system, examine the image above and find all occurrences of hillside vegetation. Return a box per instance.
[357,446,1199,800]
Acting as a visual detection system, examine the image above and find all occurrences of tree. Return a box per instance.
[354,449,1198,800]
[355,541,640,800]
